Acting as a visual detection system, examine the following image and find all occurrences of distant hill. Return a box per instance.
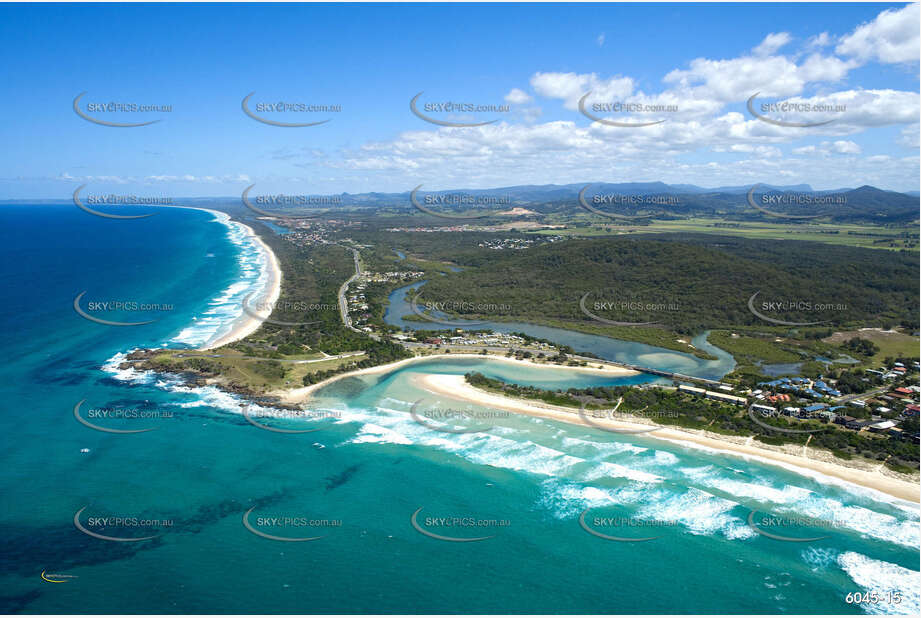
[329,182,918,223]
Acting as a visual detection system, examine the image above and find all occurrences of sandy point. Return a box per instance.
[276,352,638,404]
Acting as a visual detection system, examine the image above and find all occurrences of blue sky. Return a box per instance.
[1,2,918,199]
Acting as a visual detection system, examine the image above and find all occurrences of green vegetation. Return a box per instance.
[533,218,918,251]
[414,234,918,334]
[301,339,410,385]
[842,337,880,357]
[707,331,801,364]
[136,349,369,392]
[824,329,921,368]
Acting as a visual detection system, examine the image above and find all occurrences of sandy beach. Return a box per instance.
[418,373,920,504]
[200,218,282,350]
[276,352,638,403]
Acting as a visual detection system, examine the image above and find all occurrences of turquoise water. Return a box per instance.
[0,205,918,614]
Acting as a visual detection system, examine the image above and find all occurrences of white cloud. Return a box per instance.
[832,140,861,154]
[836,3,920,64]
[327,7,919,192]
[797,53,857,82]
[898,124,920,148]
[753,32,792,56]
[597,33,606,47]
[530,71,634,110]
[792,140,861,156]
[807,32,832,48]
[504,88,533,105]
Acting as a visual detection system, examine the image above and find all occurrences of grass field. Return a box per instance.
[532,217,918,251]
[151,349,368,391]
[823,329,920,367]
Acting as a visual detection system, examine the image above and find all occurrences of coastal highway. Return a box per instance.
[835,384,890,404]
[337,246,378,338]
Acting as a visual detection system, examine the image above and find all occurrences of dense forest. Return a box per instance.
[412,234,919,333]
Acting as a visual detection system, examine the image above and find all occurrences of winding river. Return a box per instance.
[383,280,736,382]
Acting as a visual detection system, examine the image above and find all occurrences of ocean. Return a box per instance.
[0,204,918,614]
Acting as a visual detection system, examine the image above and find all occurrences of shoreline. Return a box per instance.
[187,209,282,350]
[417,373,920,504]
[276,352,639,403]
[151,206,918,505]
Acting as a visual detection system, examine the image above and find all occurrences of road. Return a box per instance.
[835,384,889,404]
[337,246,382,341]
[337,246,363,333]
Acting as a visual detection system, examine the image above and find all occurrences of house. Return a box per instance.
[850,400,867,408]
[868,420,897,433]
[817,410,838,422]
[782,406,799,416]
[751,404,777,416]
[834,415,856,426]
[803,404,828,415]
[894,387,913,396]
[705,391,747,406]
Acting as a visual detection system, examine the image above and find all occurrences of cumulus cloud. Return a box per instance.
[807,32,832,49]
[792,140,860,156]
[832,140,861,154]
[530,71,634,110]
[504,88,533,104]
[836,3,920,64]
[753,32,792,56]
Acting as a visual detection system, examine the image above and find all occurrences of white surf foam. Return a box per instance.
[838,552,920,615]
[171,212,269,348]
